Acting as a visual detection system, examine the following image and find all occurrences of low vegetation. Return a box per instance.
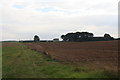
[2,42,117,78]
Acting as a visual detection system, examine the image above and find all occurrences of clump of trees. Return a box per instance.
[34,35,40,42]
[61,32,114,42]
[61,32,93,42]
[104,33,114,40]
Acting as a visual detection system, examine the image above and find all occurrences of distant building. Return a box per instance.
[53,38,59,42]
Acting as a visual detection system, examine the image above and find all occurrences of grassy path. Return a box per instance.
[2,42,114,78]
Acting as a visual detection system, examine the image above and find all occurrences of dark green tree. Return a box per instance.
[34,35,40,42]
[61,32,94,41]
[104,33,114,40]
[61,35,65,41]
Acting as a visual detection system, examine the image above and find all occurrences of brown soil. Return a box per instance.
[25,40,119,72]
[2,42,19,47]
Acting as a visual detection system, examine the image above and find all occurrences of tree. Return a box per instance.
[104,33,111,38]
[34,35,40,42]
[61,31,94,41]
[88,33,94,37]
[104,33,114,40]
[61,35,65,41]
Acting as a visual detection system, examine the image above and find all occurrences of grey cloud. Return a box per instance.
[1,0,118,40]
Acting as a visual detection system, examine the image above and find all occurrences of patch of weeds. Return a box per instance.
[102,70,118,78]
[74,67,86,72]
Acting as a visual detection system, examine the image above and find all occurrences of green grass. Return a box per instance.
[2,42,115,78]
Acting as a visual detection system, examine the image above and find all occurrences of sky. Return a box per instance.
[0,0,119,41]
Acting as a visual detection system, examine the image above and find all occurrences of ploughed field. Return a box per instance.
[25,40,118,71]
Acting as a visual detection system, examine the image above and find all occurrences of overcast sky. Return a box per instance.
[0,0,119,41]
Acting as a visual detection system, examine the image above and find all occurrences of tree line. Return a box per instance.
[22,31,114,42]
[61,32,114,42]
